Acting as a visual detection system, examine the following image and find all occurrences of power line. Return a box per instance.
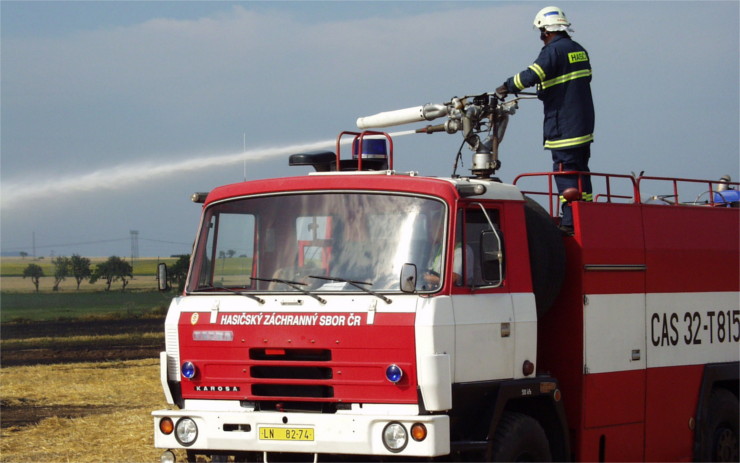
[140,238,192,246]
[1,236,191,252]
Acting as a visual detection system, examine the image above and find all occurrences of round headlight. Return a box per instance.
[181,361,196,379]
[382,422,408,453]
[385,364,403,383]
[175,417,198,446]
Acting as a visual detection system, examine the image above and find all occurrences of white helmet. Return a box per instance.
[533,6,573,32]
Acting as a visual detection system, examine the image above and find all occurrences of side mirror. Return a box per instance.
[157,263,171,292]
[480,230,503,285]
[400,263,417,293]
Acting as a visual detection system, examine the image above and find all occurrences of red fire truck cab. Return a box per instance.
[153,133,739,462]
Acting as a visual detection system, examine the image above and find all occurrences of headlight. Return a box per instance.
[382,422,408,453]
[175,417,198,446]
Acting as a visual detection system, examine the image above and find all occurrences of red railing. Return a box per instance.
[335,131,394,171]
[513,171,738,218]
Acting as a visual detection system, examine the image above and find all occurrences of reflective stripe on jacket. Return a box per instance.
[505,35,595,150]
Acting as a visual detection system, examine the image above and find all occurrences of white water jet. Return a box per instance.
[1,131,416,208]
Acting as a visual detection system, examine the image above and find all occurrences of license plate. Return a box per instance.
[259,427,314,441]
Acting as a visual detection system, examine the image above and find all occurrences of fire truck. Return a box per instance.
[153,93,739,462]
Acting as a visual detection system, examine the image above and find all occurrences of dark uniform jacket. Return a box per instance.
[505,34,594,150]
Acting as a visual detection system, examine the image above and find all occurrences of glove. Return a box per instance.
[495,84,509,99]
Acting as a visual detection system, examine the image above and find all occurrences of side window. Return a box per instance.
[455,207,504,287]
[197,212,256,288]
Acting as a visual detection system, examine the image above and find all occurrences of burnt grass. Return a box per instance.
[1,315,165,340]
[0,315,166,366]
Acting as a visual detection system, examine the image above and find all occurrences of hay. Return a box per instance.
[0,359,179,462]
[1,359,161,407]
[1,408,162,462]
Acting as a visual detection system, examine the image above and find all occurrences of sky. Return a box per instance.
[1,1,738,258]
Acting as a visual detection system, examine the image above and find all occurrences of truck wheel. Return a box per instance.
[699,388,739,462]
[488,411,551,462]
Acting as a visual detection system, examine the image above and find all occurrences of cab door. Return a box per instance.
[451,204,521,382]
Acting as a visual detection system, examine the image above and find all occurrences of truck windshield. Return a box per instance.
[188,193,446,293]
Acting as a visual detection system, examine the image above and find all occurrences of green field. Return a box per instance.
[0,290,172,322]
[0,256,181,322]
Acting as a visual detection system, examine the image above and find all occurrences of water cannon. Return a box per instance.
[356,104,449,130]
[356,93,523,178]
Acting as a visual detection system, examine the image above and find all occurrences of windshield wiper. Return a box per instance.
[250,277,327,305]
[309,275,392,304]
[195,285,265,304]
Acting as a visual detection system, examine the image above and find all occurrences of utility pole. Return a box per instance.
[130,230,139,273]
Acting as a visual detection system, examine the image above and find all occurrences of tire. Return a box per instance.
[488,412,552,462]
[699,388,739,462]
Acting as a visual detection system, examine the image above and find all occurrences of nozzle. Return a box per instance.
[416,124,446,134]
[415,120,461,135]
[357,104,448,130]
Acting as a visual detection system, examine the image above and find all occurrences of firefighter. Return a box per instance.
[496,6,594,234]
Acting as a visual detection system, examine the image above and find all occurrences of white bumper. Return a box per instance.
[153,402,449,457]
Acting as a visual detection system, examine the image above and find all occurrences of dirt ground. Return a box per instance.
[1,316,163,364]
[1,316,164,431]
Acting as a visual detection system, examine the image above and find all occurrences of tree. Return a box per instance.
[90,256,133,292]
[22,263,44,292]
[167,254,191,293]
[51,256,71,291]
[19,251,28,259]
[70,254,92,290]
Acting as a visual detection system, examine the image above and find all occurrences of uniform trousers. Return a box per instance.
[551,145,592,227]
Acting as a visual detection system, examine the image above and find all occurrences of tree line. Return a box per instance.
[22,254,190,292]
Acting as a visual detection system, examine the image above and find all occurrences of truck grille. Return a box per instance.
[179,312,418,405]
[249,348,331,361]
[252,384,334,398]
[251,366,332,380]
[248,348,334,399]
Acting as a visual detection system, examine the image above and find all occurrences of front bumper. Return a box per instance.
[153,402,450,457]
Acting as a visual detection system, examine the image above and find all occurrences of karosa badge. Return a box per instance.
[194,385,241,392]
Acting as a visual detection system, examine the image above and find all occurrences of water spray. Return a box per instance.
[1,131,418,207]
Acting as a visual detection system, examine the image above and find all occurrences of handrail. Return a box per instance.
[636,175,740,206]
[513,171,739,217]
[513,171,638,218]
[335,131,394,171]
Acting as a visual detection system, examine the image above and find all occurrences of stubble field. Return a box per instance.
[1,257,188,462]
